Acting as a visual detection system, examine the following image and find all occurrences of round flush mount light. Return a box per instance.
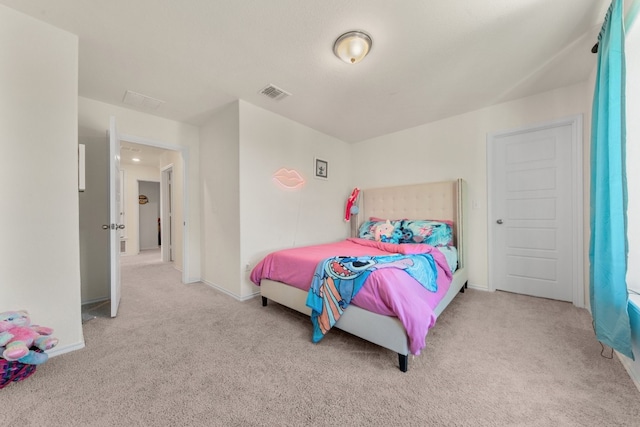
[333,30,372,64]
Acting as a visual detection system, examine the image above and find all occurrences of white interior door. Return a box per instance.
[109,116,123,317]
[488,118,582,303]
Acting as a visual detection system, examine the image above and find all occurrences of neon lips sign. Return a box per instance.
[272,168,305,189]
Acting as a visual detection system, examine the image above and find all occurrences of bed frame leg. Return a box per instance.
[398,354,408,372]
[261,296,268,307]
[459,281,468,293]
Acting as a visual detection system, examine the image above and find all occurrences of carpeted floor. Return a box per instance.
[2,250,639,426]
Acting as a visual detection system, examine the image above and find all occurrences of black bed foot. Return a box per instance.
[261,296,268,307]
[398,354,408,372]
[459,281,468,293]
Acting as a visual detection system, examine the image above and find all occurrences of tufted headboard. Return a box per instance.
[350,179,467,268]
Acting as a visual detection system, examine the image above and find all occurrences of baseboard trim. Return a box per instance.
[621,296,640,395]
[202,280,259,301]
[47,340,85,358]
[81,297,109,306]
[467,283,491,292]
[616,351,640,394]
[244,290,260,301]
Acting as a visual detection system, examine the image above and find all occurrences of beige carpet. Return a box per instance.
[2,250,639,426]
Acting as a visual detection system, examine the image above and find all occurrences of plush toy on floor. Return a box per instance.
[0,310,58,365]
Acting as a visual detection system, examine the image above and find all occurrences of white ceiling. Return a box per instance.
[2,0,610,143]
[120,142,171,168]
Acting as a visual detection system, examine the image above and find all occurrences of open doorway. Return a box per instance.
[79,128,189,321]
[119,140,183,269]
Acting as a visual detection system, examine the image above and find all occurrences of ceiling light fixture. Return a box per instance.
[333,30,372,64]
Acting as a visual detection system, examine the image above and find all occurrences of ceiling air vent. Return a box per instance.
[258,84,291,101]
[123,90,165,110]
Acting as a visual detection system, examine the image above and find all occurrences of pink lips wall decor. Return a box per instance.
[273,168,305,189]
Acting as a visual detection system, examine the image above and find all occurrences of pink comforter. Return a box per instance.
[250,238,453,355]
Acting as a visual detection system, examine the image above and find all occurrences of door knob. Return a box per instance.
[102,224,125,230]
[496,219,504,224]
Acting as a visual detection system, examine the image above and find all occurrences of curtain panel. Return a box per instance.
[590,0,634,360]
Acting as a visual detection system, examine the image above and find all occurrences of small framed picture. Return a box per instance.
[314,157,328,180]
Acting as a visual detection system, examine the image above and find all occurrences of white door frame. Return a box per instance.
[487,115,585,307]
[119,133,190,284]
[161,165,174,263]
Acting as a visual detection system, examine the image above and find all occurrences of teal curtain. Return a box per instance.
[590,0,634,360]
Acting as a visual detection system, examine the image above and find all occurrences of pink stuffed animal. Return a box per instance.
[0,310,58,365]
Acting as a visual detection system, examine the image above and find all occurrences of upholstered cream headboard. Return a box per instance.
[350,179,467,268]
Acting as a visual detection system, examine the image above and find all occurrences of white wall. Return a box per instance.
[0,6,83,353]
[239,101,353,298]
[351,83,589,293]
[200,102,241,298]
[200,101,353,299]
[79,97,201,282]
[620,7,640,385]
[627,19,640,294]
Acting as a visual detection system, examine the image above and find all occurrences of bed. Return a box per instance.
[250,179,468,372]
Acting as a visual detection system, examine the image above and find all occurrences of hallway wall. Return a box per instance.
[139,181,160,250]
[1,5,83,354]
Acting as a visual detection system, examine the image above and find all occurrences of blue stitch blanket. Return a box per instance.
[305,254,438,343]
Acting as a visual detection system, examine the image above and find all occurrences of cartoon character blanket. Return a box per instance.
[305,254,438,344]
